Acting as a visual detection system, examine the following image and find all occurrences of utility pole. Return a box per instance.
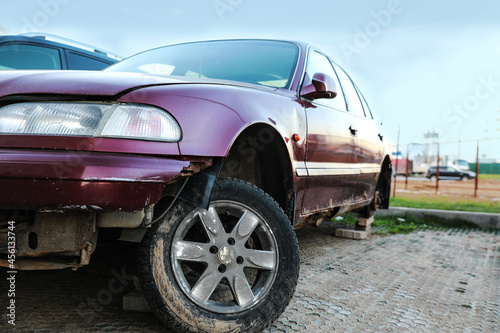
[392,126,400,199]
[474,141,479,198]
[435,143,440,195]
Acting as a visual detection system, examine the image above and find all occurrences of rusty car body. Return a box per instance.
[0,39,391,332]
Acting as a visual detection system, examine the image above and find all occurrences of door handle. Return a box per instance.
[349,125,358,136]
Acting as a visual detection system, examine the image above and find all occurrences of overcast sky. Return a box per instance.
[1,0,500,161]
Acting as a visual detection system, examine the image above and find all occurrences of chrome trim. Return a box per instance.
[295,161,308,176]
[296,168,308,177]
[305,162,380,176]
[308,168,358,176]
[360,167,381,174]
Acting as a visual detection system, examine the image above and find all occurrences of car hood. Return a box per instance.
[0,70,277,99]
[0,70,188,98]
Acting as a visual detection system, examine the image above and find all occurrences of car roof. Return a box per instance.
[0,33,122,62]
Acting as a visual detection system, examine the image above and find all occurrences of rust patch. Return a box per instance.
[180,158,214,176]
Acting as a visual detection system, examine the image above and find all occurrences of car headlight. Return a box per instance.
[0,102,181,142]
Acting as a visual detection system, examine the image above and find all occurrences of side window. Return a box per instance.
[305,51,346,111]
[333,64,366,117]
[0,44,62,70]
[355,85,374,119]
[66,52,112,70]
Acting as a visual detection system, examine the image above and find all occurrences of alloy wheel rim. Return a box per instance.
[171,201,279,314]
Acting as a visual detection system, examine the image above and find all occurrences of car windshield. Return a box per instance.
[106,40,299,89]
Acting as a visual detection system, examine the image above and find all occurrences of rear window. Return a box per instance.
[0,44,62,70]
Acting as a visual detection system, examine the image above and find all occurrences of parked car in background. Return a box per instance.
[0,33,121,70]
[425,166,476,181]
[0,39,391,332]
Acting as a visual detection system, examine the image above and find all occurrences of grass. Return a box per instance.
[371,214,478,236]
[478,174,500,180]
[334,213,481,236]
[391,197,500,214]
[333,214,358,226]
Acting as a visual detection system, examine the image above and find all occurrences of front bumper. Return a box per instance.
[0,149,190,211]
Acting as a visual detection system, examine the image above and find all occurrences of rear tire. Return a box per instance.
[430,175,437,182]
[138,178,300,332]
[460,175,469,181]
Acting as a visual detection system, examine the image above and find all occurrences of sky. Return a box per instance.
[1,0,500,162]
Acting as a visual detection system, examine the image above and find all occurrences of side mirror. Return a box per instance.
[300,72,338,100]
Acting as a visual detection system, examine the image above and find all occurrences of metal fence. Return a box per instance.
[392,137,500,199]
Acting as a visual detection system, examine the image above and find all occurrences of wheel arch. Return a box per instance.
[219,123,295,222]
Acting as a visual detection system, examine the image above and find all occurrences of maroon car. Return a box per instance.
[0,39,391,332]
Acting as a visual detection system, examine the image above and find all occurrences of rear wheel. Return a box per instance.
[430,175,437,182]
[460,175,469,181]
[138,178,300,333]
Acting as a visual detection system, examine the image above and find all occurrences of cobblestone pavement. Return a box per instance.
[2,224,499,332]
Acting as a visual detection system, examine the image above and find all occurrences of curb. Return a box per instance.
[375,207,500,229]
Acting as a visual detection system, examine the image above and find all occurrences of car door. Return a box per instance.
[333,64,382,191]
[300,50,365,215]
[443,166,458,179]
[438,166,449,179]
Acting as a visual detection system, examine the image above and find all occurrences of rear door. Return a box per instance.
[333,64,382,192]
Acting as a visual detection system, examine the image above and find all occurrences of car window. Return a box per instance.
[305,51,347,111]
[355,85,373,119]
[0,44,62,70]
[107,40,299,89]
[66,51,112,70]
[333,64,366,117]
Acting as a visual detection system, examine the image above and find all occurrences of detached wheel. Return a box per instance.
[138,178,300,333]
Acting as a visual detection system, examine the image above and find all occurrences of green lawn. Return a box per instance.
[391,197,500,214]
[371,214,479,235]
[334,213,480,235]
[478,174,500,180]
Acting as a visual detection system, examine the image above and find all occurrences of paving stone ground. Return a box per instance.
[1,223,499,332]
